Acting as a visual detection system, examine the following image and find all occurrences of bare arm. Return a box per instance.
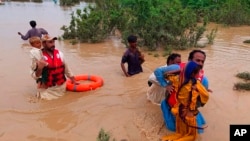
[121,63,130,77]
[18,31,30,40]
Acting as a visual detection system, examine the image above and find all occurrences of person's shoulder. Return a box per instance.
[30,48,40,53]
[30,48,42,59]
[123,48,130,55]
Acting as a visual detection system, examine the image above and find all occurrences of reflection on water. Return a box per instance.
[1,1,250,141]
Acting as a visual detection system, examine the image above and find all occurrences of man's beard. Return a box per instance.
[47,46,55,52]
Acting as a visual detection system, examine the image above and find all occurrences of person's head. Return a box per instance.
[166,53,181,65]
[184,61,202,80]
[127,35,137,48]
[41,35,57,52]
[29,36,41,49]
[188,49,206,68]
[29,20,37,28]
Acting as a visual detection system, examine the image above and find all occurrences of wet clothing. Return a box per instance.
[177,81,209,110]
[162,80,209,141]
[161,76,209,134]
[146,64,180,105]
[30,47,44,86]
[161,62,209,134]
[30,48,43,72]
[42,49,66,87]
[154,64,180,87]
[30,48,74,100]
[148,64,168,86]
[20,27,48,40]
[161,99,206,132]
[121,48,143,75]
[161,61,209,141]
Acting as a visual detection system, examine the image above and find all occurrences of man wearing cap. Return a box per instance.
[18,20,48,40]
[31,34,77,100]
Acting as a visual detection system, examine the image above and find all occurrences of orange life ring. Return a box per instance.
[66,74,104,92]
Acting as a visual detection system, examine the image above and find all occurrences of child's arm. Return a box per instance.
[154,64,180,87]
[164,70,181,77]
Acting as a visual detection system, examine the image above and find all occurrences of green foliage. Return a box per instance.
[206,28,218,44]
[61,4,111,43]
[61,0,130,43]
[234,72,250,91]
[97,128,110,141]
[243,40,250,43]
[97,128,116,141]
[60,0,80,6]
[70,39,78,45]
[236,72,250,81]
[154,53,159,57]
[61,0,207,49]
[180,0,250,26]
[33,0,42,3]
[162,51,171,57]
[216,0,250,26]
[234,82,250,91]
[119,0,205,50]
[60,0,250,50]
[182,0,250,25]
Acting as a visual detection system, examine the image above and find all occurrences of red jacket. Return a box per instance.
[42,49,66,87]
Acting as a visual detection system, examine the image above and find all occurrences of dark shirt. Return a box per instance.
[121,48,143,75]
[21,27,48,40]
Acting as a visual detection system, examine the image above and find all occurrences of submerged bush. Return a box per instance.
[61,0,207,50]
[97,128,116,141]
[61,5,111,43]
[234,82,250,91]
[236,72,250,81]
[243,40,250,43]
[234,72,250,91]
[206,28,218,44]
[60,0,80,6]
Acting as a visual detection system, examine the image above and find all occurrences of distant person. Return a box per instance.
[31,34,77,100]
[121,35,145,77]
[18,20,48,40]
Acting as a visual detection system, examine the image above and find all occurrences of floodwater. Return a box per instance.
[1,1,250,141]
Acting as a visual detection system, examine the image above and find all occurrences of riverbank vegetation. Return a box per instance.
[60,0,250,51]
[97,128,116,141]
[234,72,250,91]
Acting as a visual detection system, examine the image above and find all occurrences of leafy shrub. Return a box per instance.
[234,72,250,91]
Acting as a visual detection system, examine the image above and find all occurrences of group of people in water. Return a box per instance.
[19,20,211,141]
[120,35,212,141]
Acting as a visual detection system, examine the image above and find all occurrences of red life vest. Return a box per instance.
[42,49,66,87]
[167,62,204,107]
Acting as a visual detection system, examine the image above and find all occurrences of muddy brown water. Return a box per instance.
[1,1,250,141]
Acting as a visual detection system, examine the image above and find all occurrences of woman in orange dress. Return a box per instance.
[162,61,209,141]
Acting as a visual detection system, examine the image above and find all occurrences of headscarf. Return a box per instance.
[182,61,201,86]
